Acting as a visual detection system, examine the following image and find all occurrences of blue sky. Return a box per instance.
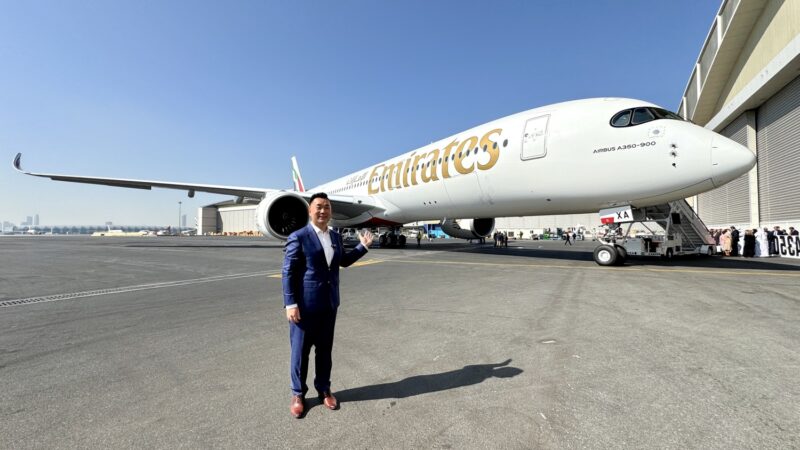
[0,1,721,227]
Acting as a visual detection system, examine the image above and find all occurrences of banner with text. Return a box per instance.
[776,235,800,259]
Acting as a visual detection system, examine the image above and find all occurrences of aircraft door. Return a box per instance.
[521,115,549,160]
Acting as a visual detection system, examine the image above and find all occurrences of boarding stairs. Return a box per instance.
[639,199,715,252]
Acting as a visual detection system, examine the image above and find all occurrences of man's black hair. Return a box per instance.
[309,192,329,203]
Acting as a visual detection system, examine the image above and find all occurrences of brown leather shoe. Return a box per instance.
[319,391,338,410]
[290,395,305,418]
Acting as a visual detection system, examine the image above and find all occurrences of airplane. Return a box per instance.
[12,97,756,265]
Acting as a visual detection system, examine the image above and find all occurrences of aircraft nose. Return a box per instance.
[711,135,756,188]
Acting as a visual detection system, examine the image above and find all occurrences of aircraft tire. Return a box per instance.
[663,248,674,260]
[614,244,627,265]
[379,235,388,248]
[593,244,618,266]
[398,235,406,247]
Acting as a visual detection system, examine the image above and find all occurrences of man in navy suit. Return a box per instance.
[282,192,373,418]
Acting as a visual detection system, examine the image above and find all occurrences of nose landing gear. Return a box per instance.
[593,243,627,266]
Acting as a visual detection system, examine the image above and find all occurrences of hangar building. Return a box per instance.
[197,200,260,235]
[685,0,800,230]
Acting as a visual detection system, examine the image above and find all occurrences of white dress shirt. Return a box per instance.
[311,223,334,267]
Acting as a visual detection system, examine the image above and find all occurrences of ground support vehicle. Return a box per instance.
[592,200,716,266]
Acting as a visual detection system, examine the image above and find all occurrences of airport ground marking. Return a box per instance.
[384,258,800,278]
[268,258,385,278]
[350,259,385,267]
[0,270,283,308]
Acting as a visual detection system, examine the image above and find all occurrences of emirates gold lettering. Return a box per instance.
[366,128,503,193]
[402,153,415,188]
[420,149,440,182]
[441,140,458,178]
[478,129,502,170]
[382,163,398,191]
[454,137,477,175]
[411,152,427,186]
[393,161,402,189]
[367,164,383,195]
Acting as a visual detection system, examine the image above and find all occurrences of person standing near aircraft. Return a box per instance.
[721,229,732,256]
[743,229,756,257]
[730,226,740,257]
[770,226,781,255]
[282,192,373,419]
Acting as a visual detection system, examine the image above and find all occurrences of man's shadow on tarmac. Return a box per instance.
[335,359,522,403]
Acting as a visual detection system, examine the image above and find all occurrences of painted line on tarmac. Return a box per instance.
[268,258,386,278]
[350,259,385,267]
[385,258,800,278]
[0,270,281,308]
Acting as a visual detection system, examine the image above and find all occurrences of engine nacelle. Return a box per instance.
[440,218,495,240]
[255,192,309,240]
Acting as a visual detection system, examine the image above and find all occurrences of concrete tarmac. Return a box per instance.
[1,236,799,449]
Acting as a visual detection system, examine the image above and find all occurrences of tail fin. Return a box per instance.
[291,156,305,192]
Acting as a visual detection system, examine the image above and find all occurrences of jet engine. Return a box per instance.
[255,191,309,240]
[440,218,495,240]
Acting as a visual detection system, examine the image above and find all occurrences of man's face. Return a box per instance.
[309,198,332,229]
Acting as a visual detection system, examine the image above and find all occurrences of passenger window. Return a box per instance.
[631,108,655,125]
[611,110,631,127]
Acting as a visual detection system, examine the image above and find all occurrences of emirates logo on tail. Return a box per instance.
[291,156,305,192]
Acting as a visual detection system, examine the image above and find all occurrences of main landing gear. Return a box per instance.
[378,228,406,248]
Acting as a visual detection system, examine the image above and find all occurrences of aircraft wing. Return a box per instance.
[13,152,271,199]
[12,153,383,219]
[325,193,384,218]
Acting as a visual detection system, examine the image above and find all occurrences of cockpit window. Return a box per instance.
[631,107,655,125]
[651,108,684,120]
[610,107,685,127]
[611,110,631,127]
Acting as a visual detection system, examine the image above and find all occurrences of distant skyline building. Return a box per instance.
[181,214,187,228]
[34,214,39,226]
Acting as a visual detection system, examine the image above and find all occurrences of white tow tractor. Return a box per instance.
[592,201,716,266]
[622,234,683,259]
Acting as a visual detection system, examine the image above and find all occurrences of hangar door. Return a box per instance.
[521,115,549,160]
[697,113,751,227]
[757,74,800,224]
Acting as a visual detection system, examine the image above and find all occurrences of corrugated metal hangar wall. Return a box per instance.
[756,74,800,225]
[697,114,751,227]
[698,74,800,228]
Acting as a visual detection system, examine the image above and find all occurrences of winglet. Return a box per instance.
[291,156,305,192]
[13,153,23,172]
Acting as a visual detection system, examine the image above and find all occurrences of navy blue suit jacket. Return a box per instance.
[282,224,367,313]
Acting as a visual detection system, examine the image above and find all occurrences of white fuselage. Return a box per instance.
[315,98,754,227]
[13,97,755,238]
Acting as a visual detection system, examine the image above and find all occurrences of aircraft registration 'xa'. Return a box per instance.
[13,98,755,260]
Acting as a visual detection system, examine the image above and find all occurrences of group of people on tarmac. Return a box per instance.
[492,231,509,248]
[711,225,797,257]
